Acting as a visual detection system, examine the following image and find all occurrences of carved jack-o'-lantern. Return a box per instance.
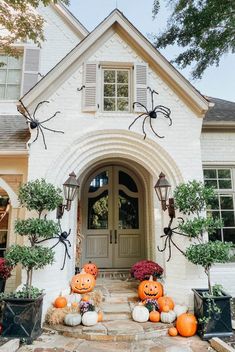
[71,269,95,294]
[138,275,163,301]
[83,261,99,279]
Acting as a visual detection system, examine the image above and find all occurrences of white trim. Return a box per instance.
[0,178,19,208]
[21,10,209,114]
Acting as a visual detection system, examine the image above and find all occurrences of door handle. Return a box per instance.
[114,230,117,244]
[110,230,113,244]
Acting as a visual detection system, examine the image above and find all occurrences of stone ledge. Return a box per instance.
[210,337,235,352]
[0,338,20,352]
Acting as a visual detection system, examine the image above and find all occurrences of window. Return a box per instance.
[0,55,23,100]
[203,168,235,244]
[103,68,130,112]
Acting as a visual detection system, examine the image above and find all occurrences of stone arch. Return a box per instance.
[0,178,19,208]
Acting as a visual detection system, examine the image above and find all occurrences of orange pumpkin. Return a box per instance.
[71,269,95,294]
[149,310,160,322]
[138,276,163,301]
[168,327,178,336]
[158,296,174,312]
[83,261,99,279]
[176,313,197,337]
[162,305,170,313]
[54,295,67,308]
[97,311,103,322]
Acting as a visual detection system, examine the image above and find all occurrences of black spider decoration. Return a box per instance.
[36,221,71,270]
[17,100,64,150]
[129,87,172,139]
[158,217,188,261]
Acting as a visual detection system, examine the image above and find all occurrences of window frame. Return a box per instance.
[203,166,235,244]
[101,66,132,113]
[0,53,23,101]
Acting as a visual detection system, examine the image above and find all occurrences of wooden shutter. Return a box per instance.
[22,48,40,95]
[134,63,148,112]
[82,62,98,112]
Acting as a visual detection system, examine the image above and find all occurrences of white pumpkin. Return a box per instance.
[67,293,81,305]
[82,311,98,326]
[160,310,176,323]
[174,304,188,317]
[132,304,149,323]
[64,313,82,326]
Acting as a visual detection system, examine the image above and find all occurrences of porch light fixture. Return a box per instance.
[154,172,175,219]
[57,172,80,219]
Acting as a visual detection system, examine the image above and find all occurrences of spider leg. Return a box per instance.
[149,117,165,138]
[32,126,39,143]
[39,125,47,149]
[61,251,67,270]
[128,113,147,130]
[170,236,186,256]
[157,235,168,252]
[64,238,71,247]
[142,115,149,139]
[133,102,148,113]
[167,235,172,261]
[40,111,61,124]
[50,239,60,250]
[41,125,64,134]
[35,236,57,244]
[33,101,50,119]
[154,106,172,126]
[172,230,189,237]
[18,99,32,120]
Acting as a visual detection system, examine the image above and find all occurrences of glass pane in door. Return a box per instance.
[118,190,139,229]
[89,171,108,192]
[88,190,109,229]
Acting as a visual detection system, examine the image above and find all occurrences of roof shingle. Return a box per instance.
[0,115,29,151]
[204,97,235,123]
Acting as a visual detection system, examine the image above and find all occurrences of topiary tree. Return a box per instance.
[5,179,63,298]
[174,180,233,295]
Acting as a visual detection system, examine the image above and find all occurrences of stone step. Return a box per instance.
[44,320,170,342]
[104,312,132,321]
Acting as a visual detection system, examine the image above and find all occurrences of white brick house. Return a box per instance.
[0,3,234,313]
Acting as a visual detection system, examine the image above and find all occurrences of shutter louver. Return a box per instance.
[22,48,40,95]
[82,62,97,112]
[134,63,148,112]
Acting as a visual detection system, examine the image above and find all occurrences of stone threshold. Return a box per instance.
[44,320,170,342]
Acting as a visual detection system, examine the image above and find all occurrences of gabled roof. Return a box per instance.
[21,9,209,115]
[203,97,235,130]
[0,115,29,153]
[52,2,89,39]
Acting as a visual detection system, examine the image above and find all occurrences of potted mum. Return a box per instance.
[1,179,62,343]
[174,180,233,340]
[0,258,12,292]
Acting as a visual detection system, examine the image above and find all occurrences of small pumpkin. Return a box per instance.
[174,304,188,317]
[138,276,163,301]
[168,327,178,336]
[97,310,103,322]
[176,313,197,337]
[82,311,98,326]
[149,310,160,322]
[162,305,170,313]
[160,310,176,324]
[83,261,99,279]
[64,313,82,326]
[132,303,149,323]
[54,295,67,308]
[71,269,96,294]
[158,296,174,312]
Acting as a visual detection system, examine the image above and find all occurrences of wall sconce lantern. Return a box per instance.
[57,172,80,219]
[154,172,175,219]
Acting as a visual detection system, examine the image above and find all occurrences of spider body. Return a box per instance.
[128,87,172,139]
[17,100,64,150]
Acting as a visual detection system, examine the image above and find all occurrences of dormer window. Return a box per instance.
[103,68,130,112]
[0,55,23,100]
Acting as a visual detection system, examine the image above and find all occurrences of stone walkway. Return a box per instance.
[17,278,214,352]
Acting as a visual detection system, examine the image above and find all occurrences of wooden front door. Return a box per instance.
[82,165,145,268]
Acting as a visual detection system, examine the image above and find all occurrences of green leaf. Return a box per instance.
[15,218,60,240]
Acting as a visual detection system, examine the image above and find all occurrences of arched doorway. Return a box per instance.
[81,164,145,268]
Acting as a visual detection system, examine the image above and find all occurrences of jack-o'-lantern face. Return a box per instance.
[138,276,163,301]
[83,261,99,279]
[71,269,95,294]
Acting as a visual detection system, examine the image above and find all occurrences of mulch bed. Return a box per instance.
[221,297,235,349]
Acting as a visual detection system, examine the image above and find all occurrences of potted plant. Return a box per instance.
[174,180,233,340]
[130,259,163,281]
[0,257,12,292]
[0,179,62,343]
